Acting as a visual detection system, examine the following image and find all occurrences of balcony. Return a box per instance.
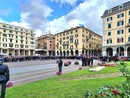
[62,43,69,46]
[126,41,130,45]
[74,42,79,45]
[126,23,130,27]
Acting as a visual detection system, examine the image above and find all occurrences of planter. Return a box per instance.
[79,67,82,70]
[56,71,62,75]
[6,81,13,87]
[64,62,69,66]
[74,61,79,65]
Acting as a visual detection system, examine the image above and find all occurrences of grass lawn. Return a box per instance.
[6,66,125,98]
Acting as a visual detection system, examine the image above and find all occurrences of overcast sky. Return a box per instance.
[0,0,129,36]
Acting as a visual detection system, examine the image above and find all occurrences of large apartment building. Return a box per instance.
[102,1,130,57]
[0,22,35,56]
[55,26,102,56]
[35,32,55,56]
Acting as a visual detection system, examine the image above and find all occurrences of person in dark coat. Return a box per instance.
[0,61,10,98]
[81,54,85,67]
[58,57,63,73]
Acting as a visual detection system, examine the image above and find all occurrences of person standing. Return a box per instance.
[0,61,10,98]
[81,54,85,67]
[58,57,63,73]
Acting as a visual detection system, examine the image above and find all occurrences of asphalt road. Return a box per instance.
[4,59,101,86]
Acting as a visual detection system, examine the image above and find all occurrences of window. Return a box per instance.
[117,30,124,34]
[118,5,123,10]
[16,40,18,43]
[75,30,78,32]
[108,32,111,36]
[108,9,112,13]
[15,45,19,48]
[3,29,6,32]
[117,38,123,43]
[108,23,111,28]
[10,39,13,42]
[3,44,7,47]
[66,36,69,39]
[128,37,130,42]
[3,25,6,27]
[117,21,124,26]
[129,28,130,32]
[117,13,124,18]
[9,43,13,47]
[129,19,130,23]
[107,17,112,21]
[25,45,28,48]
[82,39,85,43]
[15,28,18,30]
[82,34,85,37]
[3,34,7,37]
[3,38,7,42]
[75,34,78,37]
[107,39,112,44]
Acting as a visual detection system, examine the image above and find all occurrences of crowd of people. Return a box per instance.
[81,54,94,67]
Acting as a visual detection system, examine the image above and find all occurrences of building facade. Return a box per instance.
[102,1,130,57]
[35,33,55,56]
[0,22,35,56]
[55,26,102,56]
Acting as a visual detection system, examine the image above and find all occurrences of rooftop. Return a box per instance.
[102,1,130,18]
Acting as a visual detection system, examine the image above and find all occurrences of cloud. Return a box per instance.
[19,0,53,32]
[50,0,82,6]
[0,9,11,16]
[2,0,129,37]
[45,0,130,36]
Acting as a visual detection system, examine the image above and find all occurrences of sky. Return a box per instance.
[0,0,130,37]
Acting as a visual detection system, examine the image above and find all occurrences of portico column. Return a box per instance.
[33,50,35,56]
[124,50,127,57]
[18,50,20,56]
[28,50,30,56]
[1,49,3,54]
[113,50,116,56]
[47,51,49,56]
[102,50,106,56]
[7,49,9,55]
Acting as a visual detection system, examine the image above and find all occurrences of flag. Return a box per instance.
[79,24,84,26]
[118,38,122,42]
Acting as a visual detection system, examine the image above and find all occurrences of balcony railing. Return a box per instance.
[126,23,130,27]
[126,41,130,45]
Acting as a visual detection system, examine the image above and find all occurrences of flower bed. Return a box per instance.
[74,61,79,65]
[89,66,105,72]
[85,61,130,98]
[100,63,116,67]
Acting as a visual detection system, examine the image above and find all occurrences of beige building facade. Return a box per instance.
[35,33,55,56]
[55,26,102,56]
[102,1,130,57]
[0,22,35,56]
